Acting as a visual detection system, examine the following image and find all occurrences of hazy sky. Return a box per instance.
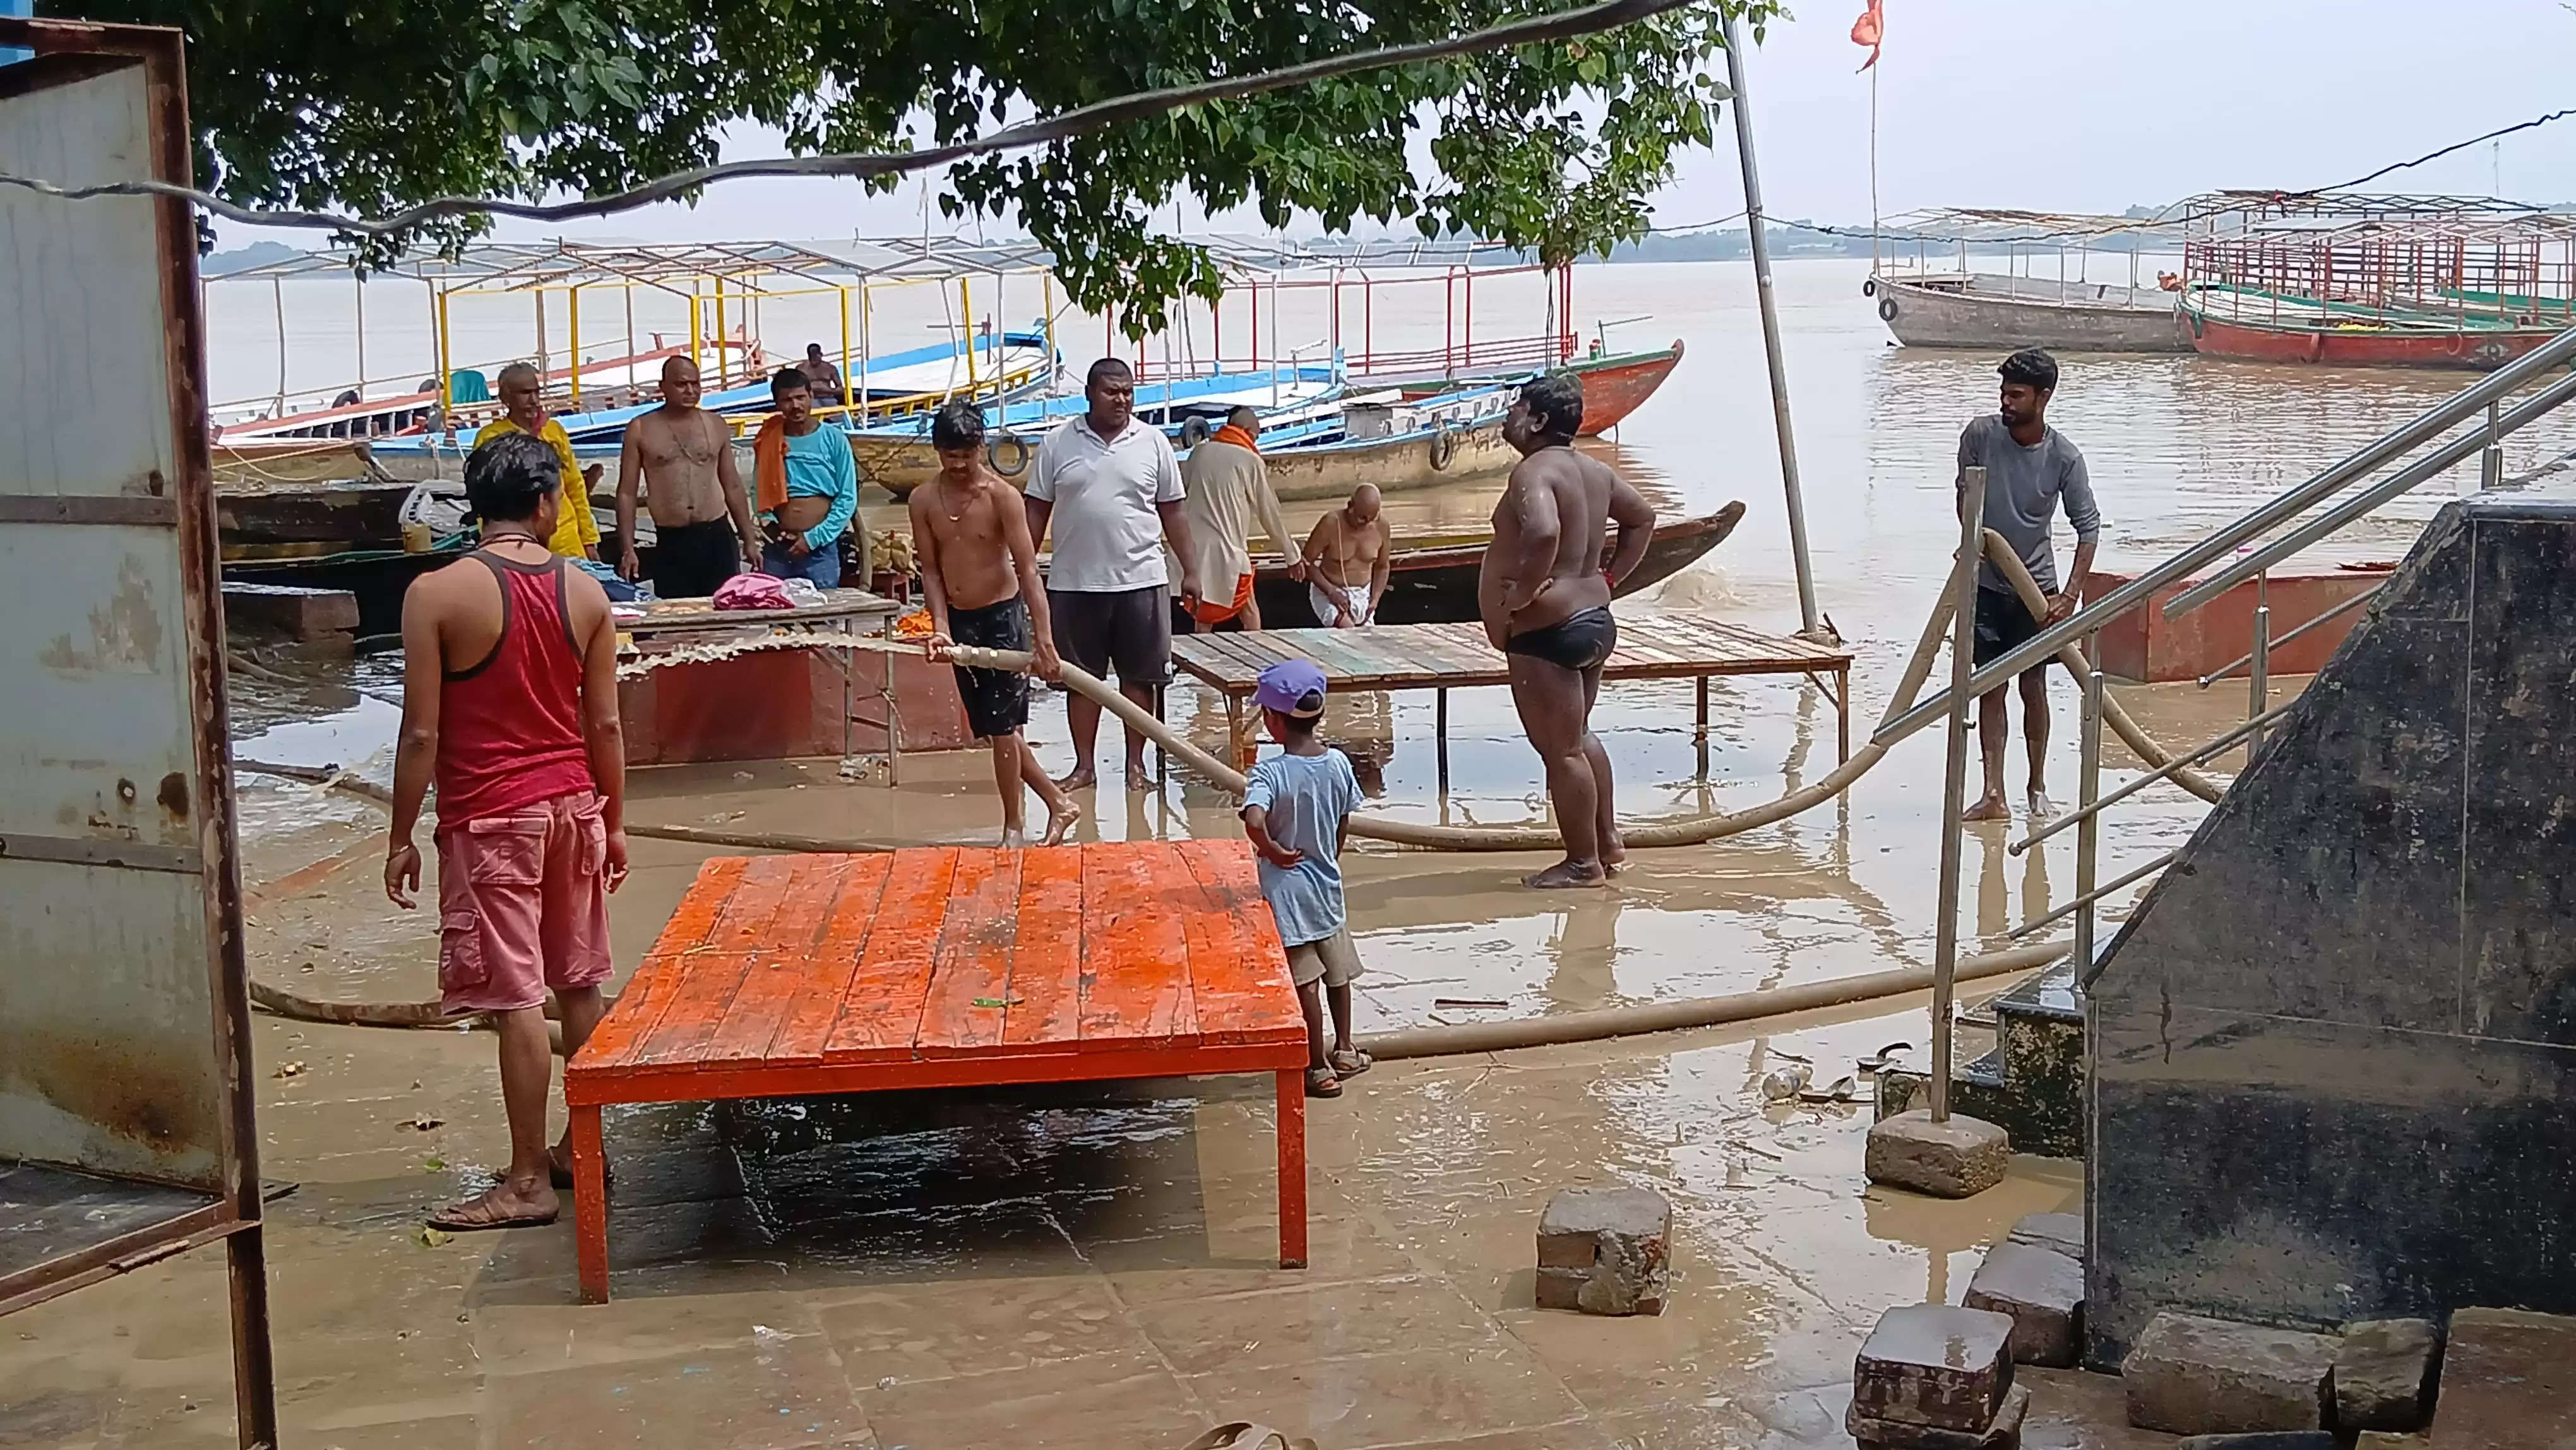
[215,0,2576,251]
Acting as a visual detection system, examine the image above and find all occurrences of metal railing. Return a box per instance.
[1907,325,2576,1089]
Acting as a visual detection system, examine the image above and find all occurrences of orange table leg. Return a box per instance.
[1275,1069,1308,1269]
[571,1103,609,1303]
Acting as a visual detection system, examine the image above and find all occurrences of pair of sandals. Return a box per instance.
[1304,1047,1372,1098]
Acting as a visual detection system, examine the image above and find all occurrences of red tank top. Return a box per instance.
[434,549,596,825]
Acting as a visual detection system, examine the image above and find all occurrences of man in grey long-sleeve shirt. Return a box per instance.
[1957,348,2099,822]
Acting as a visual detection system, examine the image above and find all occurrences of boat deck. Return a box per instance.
[563,842,1311,1304]
[1169,614,1854,784]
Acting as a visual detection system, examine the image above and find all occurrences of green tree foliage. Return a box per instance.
[52,0,1774,332]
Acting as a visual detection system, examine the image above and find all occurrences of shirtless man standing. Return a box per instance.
[1478,373,1655,889]
[915,401,1081,847]
[1301,484,1393,627]
[614,356,760,598]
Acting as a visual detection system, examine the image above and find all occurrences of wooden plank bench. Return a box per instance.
[561,840,1310,1303]
[1169,614,1856,784]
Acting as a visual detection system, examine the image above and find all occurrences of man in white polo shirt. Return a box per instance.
[1025,357,1202,789]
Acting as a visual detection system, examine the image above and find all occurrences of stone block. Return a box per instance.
[2335,1317,2440,1433]
[1852,1303,2015,1434]
[2429,1307,2576,1449]
[1963,1242,2084,1367]
[2174,1435,2338,1450]
[1849,1382,2027,1449]
[1865,1110,2011,1198]
[2003,1211,2084,1261]
[1532,1187,1668,1315]
[2122,1312,2338,1435]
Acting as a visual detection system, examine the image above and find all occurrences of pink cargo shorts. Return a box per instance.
[436,791,614,1014]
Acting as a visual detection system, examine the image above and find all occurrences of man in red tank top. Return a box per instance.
[386,431,629,1232]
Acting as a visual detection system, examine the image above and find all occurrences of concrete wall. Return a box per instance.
[2086,496,2576,1367]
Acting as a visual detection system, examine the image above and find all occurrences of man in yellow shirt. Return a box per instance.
[474,362,600,560]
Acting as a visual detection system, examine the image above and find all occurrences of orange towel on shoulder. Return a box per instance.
[1212,422,1260,453]
[753,416,788,515]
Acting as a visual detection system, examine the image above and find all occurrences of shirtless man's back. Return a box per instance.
[1477,374,1654,888]
[616,356,759,598]
[1303,484,1393,626]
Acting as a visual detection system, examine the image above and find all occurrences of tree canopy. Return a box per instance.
[53,0,1774,331]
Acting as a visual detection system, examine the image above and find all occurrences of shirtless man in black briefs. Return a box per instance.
[1477,373,1656,889]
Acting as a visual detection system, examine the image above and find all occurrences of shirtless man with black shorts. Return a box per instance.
[1301,484,1393,627]
[1478,373,1655,889]
[615,356,761,598]
[915,401,1080,847]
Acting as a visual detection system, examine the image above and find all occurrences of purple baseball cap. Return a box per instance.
[1253,659,1328,717]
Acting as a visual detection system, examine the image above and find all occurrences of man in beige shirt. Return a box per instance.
[1176,406,1299,632]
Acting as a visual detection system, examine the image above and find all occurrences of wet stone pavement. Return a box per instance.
[1,827,2173,1448]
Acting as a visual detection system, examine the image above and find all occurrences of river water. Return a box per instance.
[218,256,2576,1032]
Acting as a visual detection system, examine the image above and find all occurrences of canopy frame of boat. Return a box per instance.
[205,235,1066,441]
[2179,195,2576,337]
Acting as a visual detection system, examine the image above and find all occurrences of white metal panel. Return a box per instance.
[0,524,199,850]
[0,59,227,1190]
[0,858,222,1185]
[0,64,174,498]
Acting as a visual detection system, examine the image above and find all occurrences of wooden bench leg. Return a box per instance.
[1837,667,1852,765]
[1275,1069,1308,1269]
[571,1103,609,1303]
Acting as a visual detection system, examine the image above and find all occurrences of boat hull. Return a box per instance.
[1388,343,1684,434]
[1874,275,2191,353]
[2183,309,2560,370]
[1245,501,1744,627]
[866,413,1517,502]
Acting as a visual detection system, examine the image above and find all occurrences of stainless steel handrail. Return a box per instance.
[2197,586,2382,687]
[2165,367,2576,618]
[2008,849,2176,942]
[2010,700,2299,856]
[1876,325,2576,745]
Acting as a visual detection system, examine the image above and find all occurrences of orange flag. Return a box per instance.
[1851,0,1884,70]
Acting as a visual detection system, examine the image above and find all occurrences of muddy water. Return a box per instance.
[217,256,2572,1034]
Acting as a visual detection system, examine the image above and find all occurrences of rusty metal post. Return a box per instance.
[1722,11,1822,643]
[1930,465,1988,1122]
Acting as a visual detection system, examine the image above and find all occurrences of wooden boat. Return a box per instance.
[1244,501,1745,626]
[855,364,1346,498]
[1869,271,2189,353]
[2181,288,2561,370]
[1383,341,1685,435]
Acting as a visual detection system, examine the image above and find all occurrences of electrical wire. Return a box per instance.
[0,0,1705,236]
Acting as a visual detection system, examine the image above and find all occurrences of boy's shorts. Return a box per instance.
[1285,928,1363,988]
[437,791,615,1014]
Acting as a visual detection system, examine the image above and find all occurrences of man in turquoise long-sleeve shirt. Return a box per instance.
[758,367,859,588]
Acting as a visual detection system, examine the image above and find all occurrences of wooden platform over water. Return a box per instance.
[1169,614,1854,777]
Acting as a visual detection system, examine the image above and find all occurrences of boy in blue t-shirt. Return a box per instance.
[1240,660,1368,1098]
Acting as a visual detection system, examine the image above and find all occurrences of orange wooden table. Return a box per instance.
[562,840,1311,1303]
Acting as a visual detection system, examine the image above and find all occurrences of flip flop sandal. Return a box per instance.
[1796,1075,1860,1104]
[1328,1048,1373,1077]
[426,1189,559,1233]
[1304,1067,1342,1099]
[1182,1423,1320,1450]
[1856,1041,1912,1074]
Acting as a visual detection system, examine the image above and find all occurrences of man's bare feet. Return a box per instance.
[1041,798,1082,847]
[1123,757,1153,789]
[2025,789,2058,821]
[1525,858,1609,889]
[1601,830,1629,875]
[428,1179,559,1231]
[1000,828,1030,849]
[1053,767,1096,793]
[1960,794,2012,823]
